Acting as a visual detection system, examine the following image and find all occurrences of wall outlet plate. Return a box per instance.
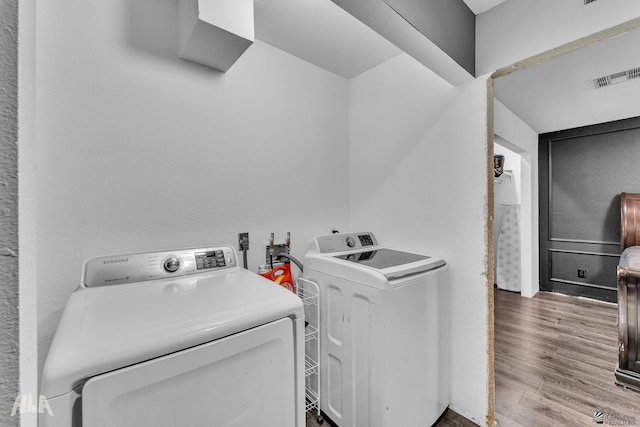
[238,232,249,251]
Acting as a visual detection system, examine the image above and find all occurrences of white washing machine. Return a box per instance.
[303,232,450,427]
[40,245,305,427]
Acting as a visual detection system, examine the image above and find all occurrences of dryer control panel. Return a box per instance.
[83,246,237,287]
[315,232,378,253]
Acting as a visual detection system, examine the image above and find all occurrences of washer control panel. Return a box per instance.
[83,246,237,288]
[315,232,378,253]
[194,249,228,270]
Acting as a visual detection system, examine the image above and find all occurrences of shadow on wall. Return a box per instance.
[605,194,621,245]
[128,0,178,61]
[39,307,66,376]
[126,0,225,74]
[348,54,459,206]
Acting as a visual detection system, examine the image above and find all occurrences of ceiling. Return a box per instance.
[254,0,638,135]
[254,0,401,79]
[494,28,640,134]
[462,0,507,15]
[253,0,511,82]
[254,0,484,83]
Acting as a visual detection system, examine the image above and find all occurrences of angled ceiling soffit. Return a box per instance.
[330,0,474,85]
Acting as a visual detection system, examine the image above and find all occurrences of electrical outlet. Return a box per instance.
[238,232,249,251]
[577,269,586,279]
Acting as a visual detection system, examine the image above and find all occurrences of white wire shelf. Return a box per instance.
[297,277,321,420]
[305,323,319,342]
[298,286,319,305]
[305,354,319,376]
[305,386,319,412]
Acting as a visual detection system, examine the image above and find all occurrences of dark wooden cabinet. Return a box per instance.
[616,193,640,391]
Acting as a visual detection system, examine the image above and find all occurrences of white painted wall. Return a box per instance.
[477,0,640,74]
[494,100,539,298]
[32,0,349,379]
[349,54,489,425]
[18,0,38,425]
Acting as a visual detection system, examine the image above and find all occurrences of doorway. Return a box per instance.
[493,138,523,294]
[490,17,640,427]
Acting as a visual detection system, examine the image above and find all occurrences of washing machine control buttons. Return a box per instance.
[163,256,181,273]
[195,250,226,270]
[358,234,374,246]
[346,236,356,248]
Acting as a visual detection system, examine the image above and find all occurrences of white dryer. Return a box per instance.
[40,245,305,427]
[303,232,449,427]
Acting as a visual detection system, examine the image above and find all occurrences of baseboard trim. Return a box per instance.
[615,367,640,392]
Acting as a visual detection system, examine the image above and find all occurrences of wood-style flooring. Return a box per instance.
[305,407,477,427]
[495,288,640,426]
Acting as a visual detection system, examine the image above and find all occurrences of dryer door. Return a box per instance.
[82,317,295,427]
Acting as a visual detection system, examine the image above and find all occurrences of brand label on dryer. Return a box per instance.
[103,258,129,265]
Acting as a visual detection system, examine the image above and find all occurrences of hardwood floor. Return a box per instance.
[435,409,480,427]
[305,407,477,427]
[495,288,640,426]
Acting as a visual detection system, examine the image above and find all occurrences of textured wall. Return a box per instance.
[0,0,20,425]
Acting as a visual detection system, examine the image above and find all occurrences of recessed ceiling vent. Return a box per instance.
[628,67,640,80]
[593,67,640,88]
[584,0,598,4]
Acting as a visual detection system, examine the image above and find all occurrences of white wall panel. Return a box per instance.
[349,54,489,425]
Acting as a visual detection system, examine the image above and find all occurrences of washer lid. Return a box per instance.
[333,248,427,269]
[333,248,446,280]
[40,267,303,399]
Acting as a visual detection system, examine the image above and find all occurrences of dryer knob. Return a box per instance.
[346,236,356,248]
[164,257,181,273]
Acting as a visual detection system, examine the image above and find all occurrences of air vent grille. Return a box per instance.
[593,66,640,88]
[594,76,611,88]
[627,67,640,80]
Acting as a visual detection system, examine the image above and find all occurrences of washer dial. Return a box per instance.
[163,256,181,273]
[346,236,356,248]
